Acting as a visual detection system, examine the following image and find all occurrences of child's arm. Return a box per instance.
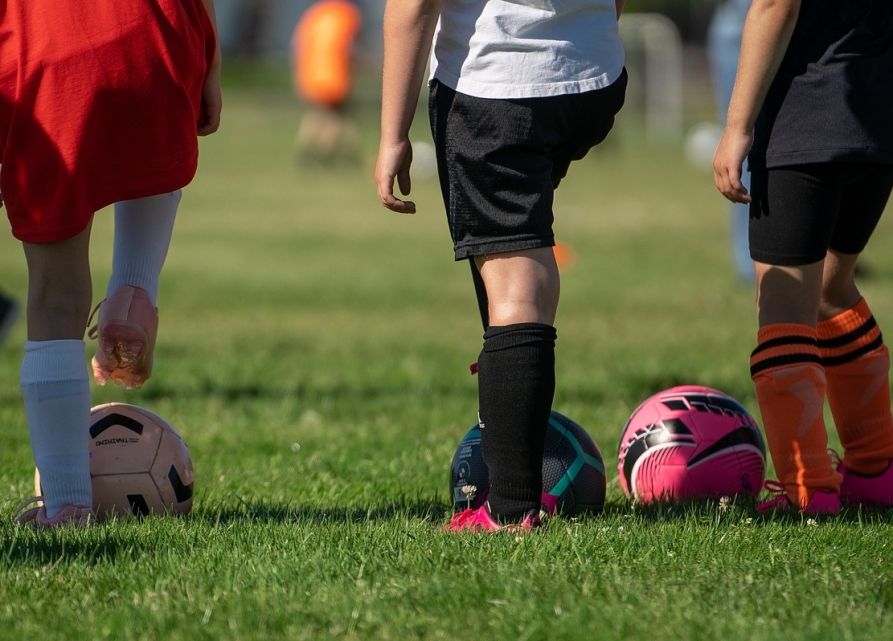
[713,0,800,204]
[615,0,626,18]
[198,0,222,136]
[375,0,442,214]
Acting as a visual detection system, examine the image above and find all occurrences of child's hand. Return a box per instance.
[198,50,222,136]
[375,138,416,214]
[713,129,753,204]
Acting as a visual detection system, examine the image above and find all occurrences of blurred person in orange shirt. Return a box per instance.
[292,0,363,164]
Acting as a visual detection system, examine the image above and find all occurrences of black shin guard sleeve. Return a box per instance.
[477,322,557,522]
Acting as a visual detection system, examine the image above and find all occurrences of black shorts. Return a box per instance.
[428,70,627,260]
[749,162,893,265]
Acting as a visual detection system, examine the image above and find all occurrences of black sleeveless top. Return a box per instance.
[749,0,893,170]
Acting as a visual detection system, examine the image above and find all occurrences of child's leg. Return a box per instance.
[21,225,94,518]
[476,248,559,522]
[477,323,556,520]
[744,165,889,510]
[107,190,180,305]
[750,260,840,508]
[751,323,840,506]
[819,245,893,477]
[92,191,179,388]
[818,292,893,474]
[21,340,92,516]
[816,168,893,503]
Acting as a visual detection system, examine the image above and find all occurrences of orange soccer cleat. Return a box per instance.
[89,286,158,389]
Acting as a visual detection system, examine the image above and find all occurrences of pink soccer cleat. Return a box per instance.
[88,286,158,389]
[15,497,95,528]
[757,480,840,515]
[836,456,893,508]
[446,501,542,533]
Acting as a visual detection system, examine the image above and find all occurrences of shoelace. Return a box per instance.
[757,480,792,512]
[13,496,44,524]
[85,299,105,340]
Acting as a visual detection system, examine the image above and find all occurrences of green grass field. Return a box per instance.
[2,79,893,640]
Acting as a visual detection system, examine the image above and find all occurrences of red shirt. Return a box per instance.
[0,1,216,242]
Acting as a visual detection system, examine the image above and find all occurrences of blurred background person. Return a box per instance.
[0,287,19,347]
[0,195,20,347]
[291,0,363,165]
[707,0,753,283]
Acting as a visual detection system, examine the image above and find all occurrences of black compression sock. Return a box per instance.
[477,322,556,523]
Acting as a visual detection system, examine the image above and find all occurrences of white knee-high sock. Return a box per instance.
[20,340,92,517]
[107,190,181,305]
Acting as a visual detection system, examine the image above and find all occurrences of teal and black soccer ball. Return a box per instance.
[449,410,607,516]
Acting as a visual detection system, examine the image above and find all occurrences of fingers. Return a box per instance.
[197,113,221,137]
[197,67,222,136]
[377,176,416,214]
[197,93,222,136]
[714,167,752,204]
[713,132,753,205]
[396,169,412,202]
[381,195,417,214]
[375,141,417,214]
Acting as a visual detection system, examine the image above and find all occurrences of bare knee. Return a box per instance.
[820,251,861,321]
[755,261,823,327]
[476,247,560,326]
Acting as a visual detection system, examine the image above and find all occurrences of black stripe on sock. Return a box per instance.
[822,335,884,368]
[817,315,877,350]
[750,352,823,377]
[750,334,817,358]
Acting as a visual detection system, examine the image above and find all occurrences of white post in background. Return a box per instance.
[618,13,684,144]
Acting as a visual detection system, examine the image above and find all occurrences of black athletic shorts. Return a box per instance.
[749,162,893,266]
[428,69,627,260]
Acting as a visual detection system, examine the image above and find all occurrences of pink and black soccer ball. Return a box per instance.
[450,410,607,516]
[617,385,766,502]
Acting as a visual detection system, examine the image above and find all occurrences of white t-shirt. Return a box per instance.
[429,0,625,99]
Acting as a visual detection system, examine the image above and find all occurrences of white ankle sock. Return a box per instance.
[20,340,92,517]
[107,190,180,305]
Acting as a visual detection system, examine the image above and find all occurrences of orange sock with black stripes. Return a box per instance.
[750,323,840,507]
[818,298,893,475]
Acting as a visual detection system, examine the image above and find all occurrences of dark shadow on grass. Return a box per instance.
[594,496,758,523]
[194,496,453,526]
[749,504,893,525]
[597,496,893,525]
[195,493,893,527]
[0,529,150,566]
